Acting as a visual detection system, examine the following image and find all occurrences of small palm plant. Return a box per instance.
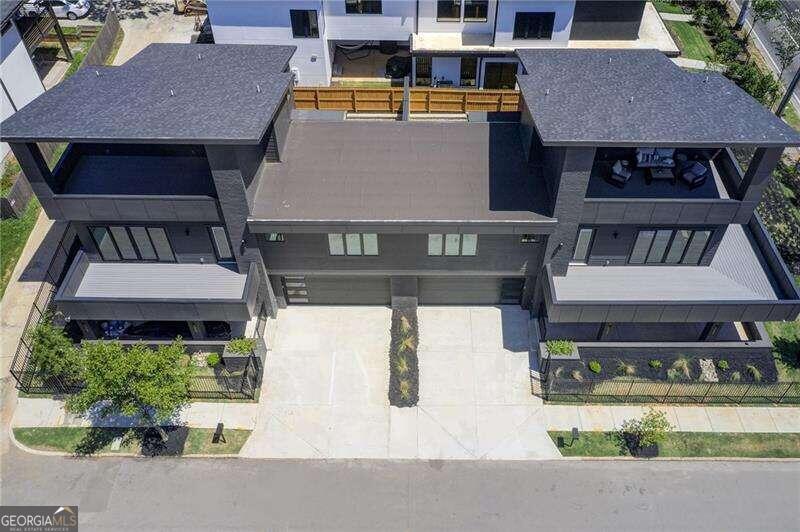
[395,355,409,375]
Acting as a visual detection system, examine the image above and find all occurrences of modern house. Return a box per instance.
[1,43,799,363]
[205,0,678,87]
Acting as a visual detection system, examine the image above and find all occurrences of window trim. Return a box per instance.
[512,11,556,40]
[289,9,320,38]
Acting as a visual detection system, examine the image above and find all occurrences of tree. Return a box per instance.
[618,408,673,453]
[30,321,82,385]
[65,339,191,441]
[772,27,800,76]
[748,0,783,40]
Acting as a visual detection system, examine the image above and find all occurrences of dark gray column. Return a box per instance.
[75,320,97,340]
[543,146,596,276]
[738,147,783,208]
[699,322,722,341]
[187,321,207,339]
[596,322,613,341]
[9,142,63,219]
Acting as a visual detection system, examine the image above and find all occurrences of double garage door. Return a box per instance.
[284,276,523,305]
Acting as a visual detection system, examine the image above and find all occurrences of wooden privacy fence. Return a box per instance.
[293,87,520,113]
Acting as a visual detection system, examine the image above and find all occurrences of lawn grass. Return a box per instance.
[781,103,800,132]
[664,20,715,61]
[1,157,21,197]
[766,320,800,382]
[550,431,800,458]
[331,79,393,88]
[0,199,41,299]
[652,1,684,14]
[14,426,251,455]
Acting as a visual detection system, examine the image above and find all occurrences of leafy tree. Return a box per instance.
[618,408,673,451]
[726,60,781,105]
[748,0,783,40]
[30,321,82,384]
[66,339,191,441]
[772,27,800,76]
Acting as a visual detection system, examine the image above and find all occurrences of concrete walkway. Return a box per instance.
[672,56,728,71]
[659,12,694,22]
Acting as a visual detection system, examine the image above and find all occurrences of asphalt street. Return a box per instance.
[2,443,799,532]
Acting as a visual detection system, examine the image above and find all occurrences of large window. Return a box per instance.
[415,56,432,86]
[210,226,233,261]
[345,0,382,14]
[572,228,594,263]
[90,226,176,263]
[328,233,379,256]
[290,10,319,38]
[464,0,488,21]
[437,0,461,21]
[630,229,712,265]
[513,12,555,39]
[428,234,478,256]
[460,56,478,87]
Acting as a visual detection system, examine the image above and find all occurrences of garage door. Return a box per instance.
[285,276,391,305]
[418,277,524,305]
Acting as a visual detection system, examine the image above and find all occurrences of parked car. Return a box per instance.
[21,0,92,20]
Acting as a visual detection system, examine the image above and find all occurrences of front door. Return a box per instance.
[483,62,518,89]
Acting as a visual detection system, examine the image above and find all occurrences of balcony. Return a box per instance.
[582,148,752,225]
[544,217,800,323]
[45,144,220,222]
[55,253,259,322]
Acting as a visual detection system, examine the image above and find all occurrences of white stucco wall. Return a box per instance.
[1,21,45,160]
[206,0,332,85]
[323,0,415,40]
[416,0,497,35]
[493,0,575,48]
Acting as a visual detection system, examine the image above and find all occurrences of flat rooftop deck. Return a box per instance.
[251,120,553,224]
[60,155,215,196]
[553,225,784,302]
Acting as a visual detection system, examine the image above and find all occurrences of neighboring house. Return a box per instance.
[1,43,798,361]
[206,0,674,87]
[0,0,45,160]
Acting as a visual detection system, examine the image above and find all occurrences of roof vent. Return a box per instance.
[170,89,175,97]
[197,53,202,60]
[94,70,100,77]
[545,88,550,96]
[256,84,261,93]
[704,74,710,83]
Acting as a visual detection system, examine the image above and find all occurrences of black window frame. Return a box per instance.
[463,0,488,22]
[89,225,176,263]
[513,12,555,40]
[209,226,235,262]
[427,233,478,256]
[345,0,382,15]
[460,56,478,87]
[328,233,379,256]
[572,227,595,263]
[628,228,714,266]
[415,56,432,86]
[437,0,462,21]
[290,9,320,38]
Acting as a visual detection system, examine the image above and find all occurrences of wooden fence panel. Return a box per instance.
[293,87,520,113]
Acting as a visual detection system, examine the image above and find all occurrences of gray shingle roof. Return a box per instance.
[516,49,800,147]
[0,43,296,144]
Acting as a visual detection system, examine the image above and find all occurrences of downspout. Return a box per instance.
[491,0,500,46]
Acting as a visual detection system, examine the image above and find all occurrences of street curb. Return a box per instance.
[556,455,800,462]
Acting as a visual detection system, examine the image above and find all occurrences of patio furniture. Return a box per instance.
[679,161,709,189]
[605,160,632,188]
[646,167,676,185]
[636,147,676,168]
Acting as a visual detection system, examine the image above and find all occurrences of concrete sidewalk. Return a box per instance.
[545,404,800,433]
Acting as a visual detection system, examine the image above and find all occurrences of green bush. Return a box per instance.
[746,364,763,382]
[671,357,692,380]
[648,359,663,369]
[30,321,82,383]
[206,353,221,367]
[227,337,255,355]
[730,371,742,382]
[546,339,575,356]
[588,360,601,374]
[616,360,636,376]
[717,359,729,370]
[571,369,584,382]
[619,408,673,450]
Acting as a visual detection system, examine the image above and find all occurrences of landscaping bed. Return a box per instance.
[550,430,800,458]
[14,426,251,456]
[388,302,419,407]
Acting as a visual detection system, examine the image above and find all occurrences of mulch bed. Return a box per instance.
[388,303,419,407]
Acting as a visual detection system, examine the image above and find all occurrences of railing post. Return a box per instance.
[314,89,320,110]
[740,383,753,404]
[662,381,674,403]
[776,382,792,405]
[625,380,634,401]
[701,382,713,404]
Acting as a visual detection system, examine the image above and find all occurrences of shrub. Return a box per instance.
[206,353,221,367]
[618,408,673,452]
[671,357,692,380]
[553,366,564,379]
[717,359,729,370]
[399,379,412,400]
[666,368,681,381]
[546,339,575,356]
[588,360,601,374]
[571,369,584,382]
[648,359,663,369]
[389,307,419,407]
[30,321,83,383]
[714,35,743,62]
[227,337,255,355]
[399,335,416,352]
[394,355,409,375]
[746,364,762,382]
[730,371,742,382]
[399,315,412,334]
[616,360,636,377]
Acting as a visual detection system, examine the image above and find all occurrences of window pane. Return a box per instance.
[147,227,175,262]
[130,227,156,260]
[513,12,555,39]
[681,230,711,265]
[665,230,691,263]
[363,233,379,255]
[266,233,285,242]
[461,234,477,256]
[437,0,461,20]
[629,230,655,264]
[460,56,477,86]
[345,233,362,255]
[328,233,345,255]
[428,234,443,255]
[91,227,120,261]
[290,10,318,38]
[445,234,461,256]
[109,226,137,260]
[346,0,382,14]
[646,230,672,264]
[415,56,432,86]
[464,0,488,20]
[211,226,233,260]
[573,228,593,262]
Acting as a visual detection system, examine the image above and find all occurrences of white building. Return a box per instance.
[1,1,46,160]
[206,0,677,87]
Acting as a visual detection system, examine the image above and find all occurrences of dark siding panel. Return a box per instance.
[305,276,390,305]
[419,277,513,305]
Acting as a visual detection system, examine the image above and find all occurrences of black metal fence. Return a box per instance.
[9,226,262,401]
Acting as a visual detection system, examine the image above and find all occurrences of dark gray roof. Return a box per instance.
[251,120,553,224]
[0,43,295,144]
[1,1,23,25]
[516,49,800,147]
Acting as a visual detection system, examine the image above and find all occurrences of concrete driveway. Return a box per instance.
[242,305,558,460]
